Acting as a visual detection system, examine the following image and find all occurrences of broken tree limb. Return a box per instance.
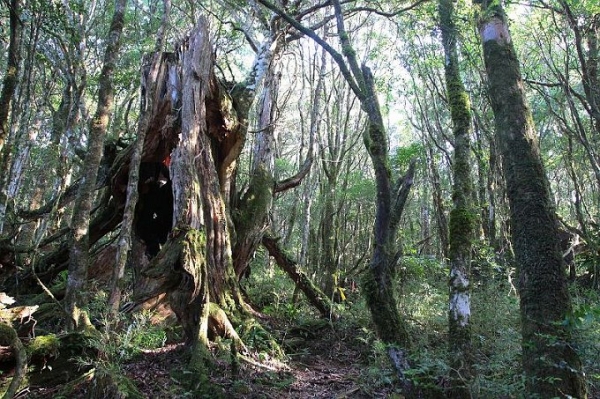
[262,233,335,319]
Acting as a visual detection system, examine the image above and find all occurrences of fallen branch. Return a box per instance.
[262,233,335,319]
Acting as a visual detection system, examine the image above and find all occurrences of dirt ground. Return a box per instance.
[17,319,401,398]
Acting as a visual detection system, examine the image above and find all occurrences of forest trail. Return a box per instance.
[24,318,398,398]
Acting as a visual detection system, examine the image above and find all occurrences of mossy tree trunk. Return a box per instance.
[64,0,127,331]
[0,323,27,399]
[232,28,312,280]
[439,0,475,395]
[262,233,334,318]
[0,0,21,154]
[163,19,243,352]
[478,2,587,397]
[122,17,270,357]
[228,5,314,281]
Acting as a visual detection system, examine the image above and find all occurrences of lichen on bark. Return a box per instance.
[440,0,475,395]
[479,2,587,397]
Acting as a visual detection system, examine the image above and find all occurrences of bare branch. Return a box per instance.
[274,157,313,193]
[256,0,364,99]
[349,0,430,18]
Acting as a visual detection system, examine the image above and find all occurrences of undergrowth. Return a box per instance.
[14,249,600,399]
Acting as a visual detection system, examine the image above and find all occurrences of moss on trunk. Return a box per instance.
[479,3,586,397]
[361,269,409,346]
[262,233,335,318]
[440,1,476,395]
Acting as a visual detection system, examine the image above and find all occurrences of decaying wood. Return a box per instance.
[0,15,317,356]
[262,233,335,319]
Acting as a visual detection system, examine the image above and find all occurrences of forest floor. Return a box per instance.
[20,315,401,399]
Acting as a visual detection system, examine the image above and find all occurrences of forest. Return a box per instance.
[0,0,598,398]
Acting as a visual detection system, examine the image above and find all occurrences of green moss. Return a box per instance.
[28,334,60,358]
[0,323,17,346]
[341,44,356,58]
[448,207,477,255]
[235,165,273,231]
[448,88,471,130]
[361,270,410,347]
[183,228,206,254]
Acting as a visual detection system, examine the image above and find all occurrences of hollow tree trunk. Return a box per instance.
[122,18,253,355]
[478,2,587,397]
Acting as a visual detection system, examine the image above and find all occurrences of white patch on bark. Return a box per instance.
[450,292,471,327]
[168,66,180,105]
[480,18,511,45]
[449,268,470,327]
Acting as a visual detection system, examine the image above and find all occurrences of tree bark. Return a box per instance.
[108,0,171,316]
[478,2,587,397]
[0,0,23,234]
[0,0,21,155]
[124,18,247,353]
[64,0,128,330]
[439,0,475,395]
[232,31,281,280]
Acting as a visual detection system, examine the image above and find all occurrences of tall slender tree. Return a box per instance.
[0,0,23,233]
[439,0,475,395]
[64,0,128,330]
[478,1,587,397]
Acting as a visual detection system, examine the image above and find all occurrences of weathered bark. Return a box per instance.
[440,0,475,395]
[478,3,587,397]
[0,0,23,234]
[166,20,215,350]
[231,9,317,280]
[64,0,128,330]
[232,31,281,280]
[108,0,171,316]
[262,234,334,318]
[0,0,21,156]
[123,18,247,354]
